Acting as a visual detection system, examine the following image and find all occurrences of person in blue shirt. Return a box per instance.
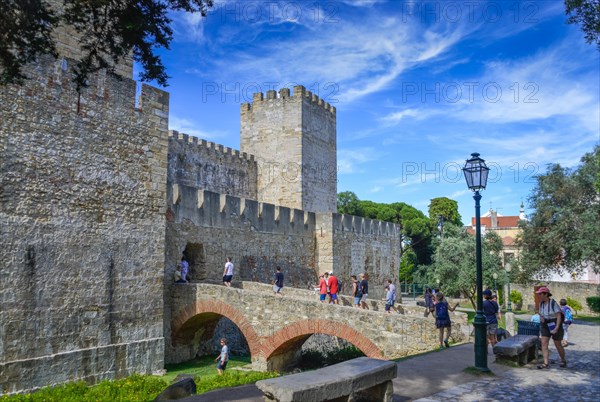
[483,288,499,348]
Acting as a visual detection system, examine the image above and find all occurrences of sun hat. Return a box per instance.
[535,286,552,296]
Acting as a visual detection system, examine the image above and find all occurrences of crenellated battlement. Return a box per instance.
[168,185,316,235]
[240,85,336,115]
[168,130,255,162]
[331,213,401,238]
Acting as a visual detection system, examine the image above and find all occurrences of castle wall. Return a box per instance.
[240,86,337,213]
[325,213,401,300]
[168,131,257,199]
[163,186,318,363]
[0,56,167,394]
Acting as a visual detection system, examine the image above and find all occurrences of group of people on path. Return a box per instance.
[174,255,235,287]
[316,271,341,304]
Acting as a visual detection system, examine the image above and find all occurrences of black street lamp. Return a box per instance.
[438,215,444,239]
[462,152,490,372]
[492,272,498,294]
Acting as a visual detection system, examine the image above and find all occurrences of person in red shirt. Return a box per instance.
[328,271,339,304]
[315,275,328,303]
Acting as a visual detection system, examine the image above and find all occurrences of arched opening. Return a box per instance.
[261,320,381,372]
[183,243,206,281]
[170,300,261,368]
[265,334,364,372]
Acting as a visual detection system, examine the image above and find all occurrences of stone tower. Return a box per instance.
[240,85,337,214]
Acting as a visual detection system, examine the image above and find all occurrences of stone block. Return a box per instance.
[255,357,396,402]
[153,376,196,401]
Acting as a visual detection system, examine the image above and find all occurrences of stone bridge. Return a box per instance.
[168,282,469,371]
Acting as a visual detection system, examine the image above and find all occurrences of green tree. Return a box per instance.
[419,223,503,309]
[565,0,600,50]
[337,191,364,216]
[428,197,462,226]
[0,0,213,89]
[518,146,600,280]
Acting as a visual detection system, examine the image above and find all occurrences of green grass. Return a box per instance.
[163,355,252,383]
[1,356,278,401]
[0,374,167,402]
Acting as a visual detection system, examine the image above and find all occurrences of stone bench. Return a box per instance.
[493,335,539,366]
[255,357,397,402]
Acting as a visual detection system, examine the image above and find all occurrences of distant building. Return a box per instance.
[467,204,599,284]
[467,204,526,265]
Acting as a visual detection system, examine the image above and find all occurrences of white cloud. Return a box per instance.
[169,115,224,140]
[337,148,379,174]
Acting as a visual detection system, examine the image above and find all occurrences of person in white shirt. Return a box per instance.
[223,257,234,287]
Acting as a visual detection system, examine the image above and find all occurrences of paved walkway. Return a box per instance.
[184,318,600,401]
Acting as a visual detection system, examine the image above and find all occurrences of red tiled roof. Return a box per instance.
[470,216,520,228]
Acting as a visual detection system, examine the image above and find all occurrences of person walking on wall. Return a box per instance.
[483,289,499,348]
[180,256,189,283]
[223,257,234,287]
[434,292,459,349]
[358,273,369,310]
[316,275,328,303]
[328,271,339,304]
[536,286,567,369]
[351,275,360,308]
[215,338,229,375]
[559,298,573,347]
[272,266,284,296]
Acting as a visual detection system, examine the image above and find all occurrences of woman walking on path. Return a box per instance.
[434,292,459,349]
[537,286,567,369]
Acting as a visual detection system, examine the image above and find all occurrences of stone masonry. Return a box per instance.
[0,56,168,394]
[1,11,400,394]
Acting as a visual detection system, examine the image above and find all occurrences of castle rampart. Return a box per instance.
[168,131,258,200]
[0,55,167,394]
[240,85,337,214]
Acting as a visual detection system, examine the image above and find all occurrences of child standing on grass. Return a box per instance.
[215,338,229,375]
[434,292,459,349]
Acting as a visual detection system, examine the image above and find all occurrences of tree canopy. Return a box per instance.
[565,0,600,50]
[417,223,504,309]
[428,197,463,227]
[517,146,600,280]
[0,0,213,89]
[336,191,434,281]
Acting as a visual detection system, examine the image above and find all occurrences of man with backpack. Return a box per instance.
[536,287,567,369]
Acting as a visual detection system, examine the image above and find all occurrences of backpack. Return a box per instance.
[436,302,449,320]
[562,306,573,325]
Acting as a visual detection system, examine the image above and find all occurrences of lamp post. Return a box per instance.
[462,152,490,372]
[505,263,512,313]
[492,272,498,294]
[438,215,444,240]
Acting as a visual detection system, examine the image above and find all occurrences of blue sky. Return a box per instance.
[145,0,600,223]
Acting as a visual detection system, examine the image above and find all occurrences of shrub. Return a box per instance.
[510,290,523,306]
[565,297,582,315]
[586,296,600,314]
[0,375,167,402]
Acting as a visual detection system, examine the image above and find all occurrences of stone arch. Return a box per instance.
[171,299,261,358]
[260,319,383,371]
